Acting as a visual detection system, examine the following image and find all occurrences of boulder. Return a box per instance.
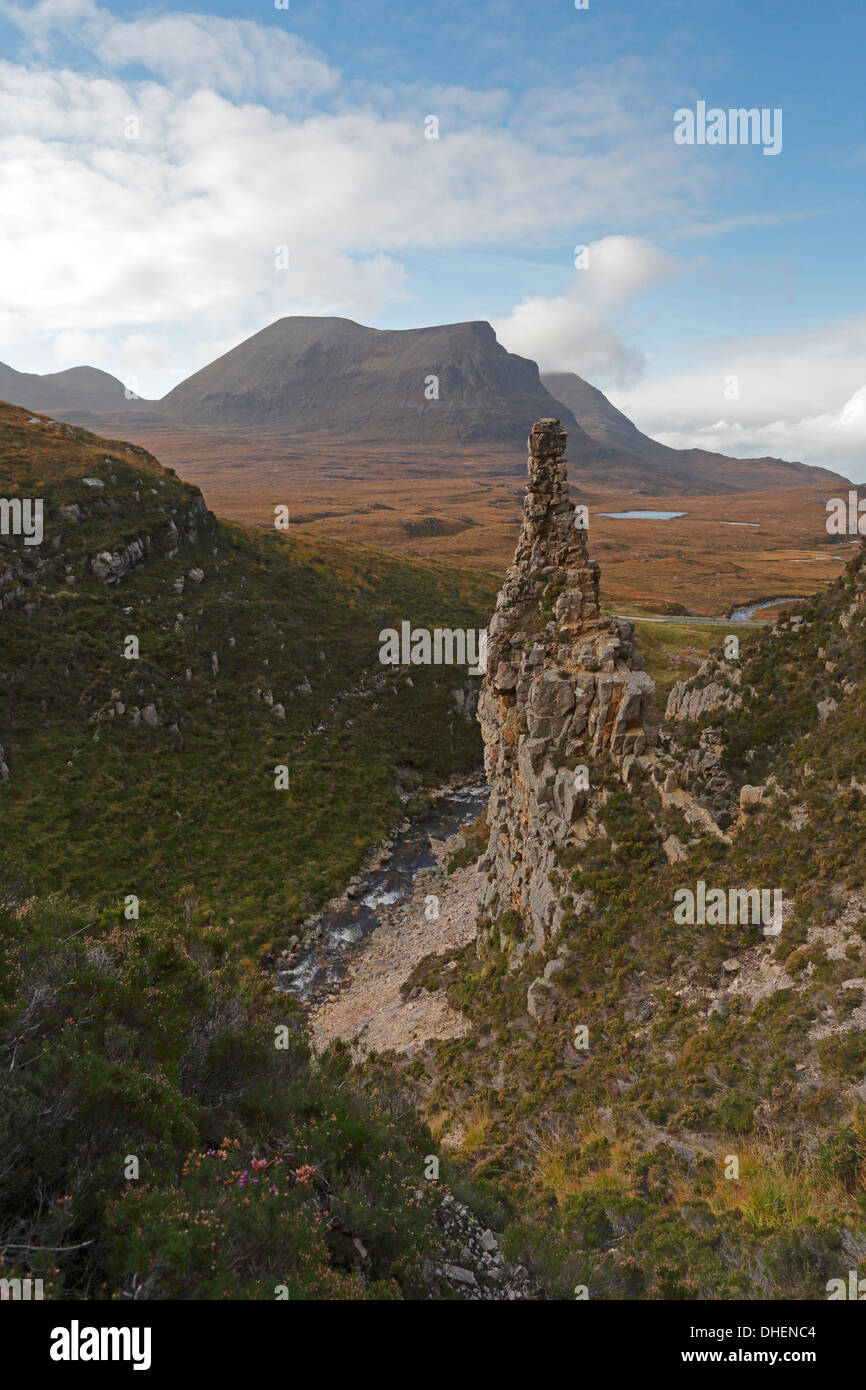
[739,784,765,812]
[663,834,686,864]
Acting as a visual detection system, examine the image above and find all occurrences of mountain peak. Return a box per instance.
[157,316,580,446]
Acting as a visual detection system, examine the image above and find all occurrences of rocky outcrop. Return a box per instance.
[526,949,569,1022]
[89,497,207,586]
[477,419,656,948]
[91,538,146,584]
[660,653,749,821]
[666,670,742,723]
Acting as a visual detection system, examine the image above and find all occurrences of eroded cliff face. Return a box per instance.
[477,418,656,947]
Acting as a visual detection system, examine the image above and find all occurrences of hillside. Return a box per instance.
[0,400,550,1299]
[543,369,849,493]
[2,404,864,1303]
[0,401,499,947]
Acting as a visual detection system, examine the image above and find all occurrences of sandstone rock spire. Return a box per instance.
[477,419,656,948]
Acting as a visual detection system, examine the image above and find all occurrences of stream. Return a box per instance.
[727,597,801,621]
[275,782,488,1005]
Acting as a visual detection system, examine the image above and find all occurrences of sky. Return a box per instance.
[0,0,864,473]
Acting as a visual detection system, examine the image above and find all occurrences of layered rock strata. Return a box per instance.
[477,419,656,947]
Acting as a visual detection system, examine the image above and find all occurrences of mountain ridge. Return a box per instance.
[0,361,138,417]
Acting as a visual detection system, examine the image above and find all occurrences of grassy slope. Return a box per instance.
[628,617,758,710]
[0,894,445,1299]
[0,403,496,954]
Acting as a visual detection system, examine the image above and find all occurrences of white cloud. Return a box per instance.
[0,0,836,459]
[0,1,338,103]
[122,334,165,371]
[579,235,679,306]
[610,314,866,477]
[0,41,706,395]
[52,328,111,368]
[494,293,645,386]
[493,236,682,385]
[0,0,96,33]
[496,264,866,475]
[95,14,337,104]
[651,388,866,478]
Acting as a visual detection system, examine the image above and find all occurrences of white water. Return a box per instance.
[728,597,801,621]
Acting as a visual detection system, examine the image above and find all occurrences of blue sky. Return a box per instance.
[0,0,864,471]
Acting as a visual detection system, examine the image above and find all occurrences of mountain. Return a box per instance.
[543,369,848,491]
[0,322,849,492]
[158,315,588,448]
[0,361,138,417]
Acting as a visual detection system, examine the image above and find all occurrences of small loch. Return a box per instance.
[596,509,686,520]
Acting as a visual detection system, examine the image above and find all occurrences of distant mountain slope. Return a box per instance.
[159,316,588,448]
[543,370,848,491]
[543,370,672,465]
[0,361,137,416]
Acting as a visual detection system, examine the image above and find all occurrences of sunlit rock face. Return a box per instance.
[477,419,657,948]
